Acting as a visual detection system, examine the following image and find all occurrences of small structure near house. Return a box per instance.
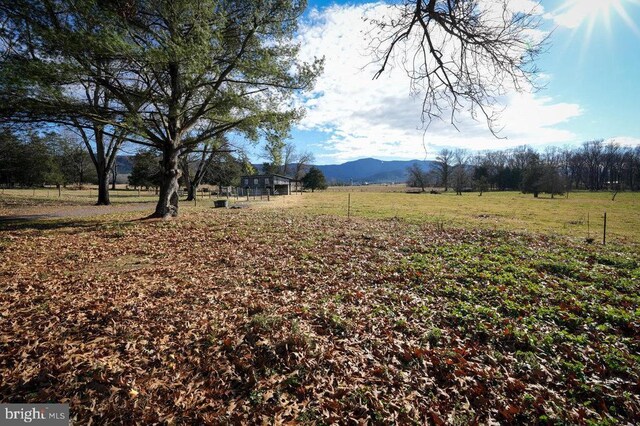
[238,174,292,196]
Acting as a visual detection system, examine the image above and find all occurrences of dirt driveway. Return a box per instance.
[0,202,158,223]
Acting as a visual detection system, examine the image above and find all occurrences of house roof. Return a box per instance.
[241,174,292,181]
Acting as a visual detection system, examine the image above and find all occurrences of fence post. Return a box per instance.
[348,193,351,219]
[603,211,607,245]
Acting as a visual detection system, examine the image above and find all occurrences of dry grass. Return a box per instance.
[279,189,640,244]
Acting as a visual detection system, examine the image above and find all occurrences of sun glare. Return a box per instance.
[555,0,640,36]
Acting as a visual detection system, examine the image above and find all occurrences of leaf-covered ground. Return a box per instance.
[0,209,638,424]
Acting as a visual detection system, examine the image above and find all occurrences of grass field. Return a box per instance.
[280,188,640,244]
[0,189,638,423]
[0,187,155,209]
[0,187,220,216]
[2,186,638,245]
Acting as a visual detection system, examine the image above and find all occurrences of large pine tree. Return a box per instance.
[0,0,322,216]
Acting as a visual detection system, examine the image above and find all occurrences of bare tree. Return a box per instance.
[582,140,604,190]
[180,137,233,201]
[293,151,315,180]
[407,162,428,192]
[370,0,544,132]
[452,148,468,195]
[436,148,453,191]
[282,142,296,176]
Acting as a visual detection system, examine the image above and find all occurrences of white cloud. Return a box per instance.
[605,136,640,147]
[295,2,582,162]
[550,0,640,31]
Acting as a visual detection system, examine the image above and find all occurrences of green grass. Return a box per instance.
[284,189,640,244]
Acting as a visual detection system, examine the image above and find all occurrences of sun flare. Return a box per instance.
[554,0,640,35]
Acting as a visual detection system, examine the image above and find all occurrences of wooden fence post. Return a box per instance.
[603,211,607,245]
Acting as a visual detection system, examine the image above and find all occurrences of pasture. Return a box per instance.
[282,187,640,244]
[0,188,638,423]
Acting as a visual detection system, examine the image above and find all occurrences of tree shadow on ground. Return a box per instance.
[0,215,104,232]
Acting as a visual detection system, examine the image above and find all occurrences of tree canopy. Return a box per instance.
[302,166,327,192]
[0,0,322,217]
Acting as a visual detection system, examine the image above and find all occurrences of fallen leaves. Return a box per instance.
[0,209,638,423]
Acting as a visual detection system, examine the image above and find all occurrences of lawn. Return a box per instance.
[0,196,638,423]
[0,187,158,210]
[0,187,220,217]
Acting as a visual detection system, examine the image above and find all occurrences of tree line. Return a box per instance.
[0,130,95,188]
[0,128,321,196]
[408,141,640,197]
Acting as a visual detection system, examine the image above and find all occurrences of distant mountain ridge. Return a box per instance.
[315,158,435,184]
[115,155,134,175]
[115,154,434,185]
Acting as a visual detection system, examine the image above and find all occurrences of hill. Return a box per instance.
[118,155,434,185]
[315,158,435,184]
[114,155,134,175]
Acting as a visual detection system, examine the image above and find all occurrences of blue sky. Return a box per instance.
[250,0,640,164]
[537,0,640,142]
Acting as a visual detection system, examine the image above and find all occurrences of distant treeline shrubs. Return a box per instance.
[408,141,640,196]
[0,130,95,187]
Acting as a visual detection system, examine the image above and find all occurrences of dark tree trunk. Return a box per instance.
[153,146,181,218]
[111,161,117,190]
[96,163,111,205]
[97,172,111,205]
[75,122,123,207]
[183,148,214,202]
[186,183,196,201]
[181,156,194,201]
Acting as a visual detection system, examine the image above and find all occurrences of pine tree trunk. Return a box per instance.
[153,147,181,218]
[96,166,111,206]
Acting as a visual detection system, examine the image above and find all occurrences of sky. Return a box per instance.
[256,0,640,164]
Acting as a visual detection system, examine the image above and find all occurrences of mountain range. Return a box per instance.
[314,158,435,184]
[115,155,435,184]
